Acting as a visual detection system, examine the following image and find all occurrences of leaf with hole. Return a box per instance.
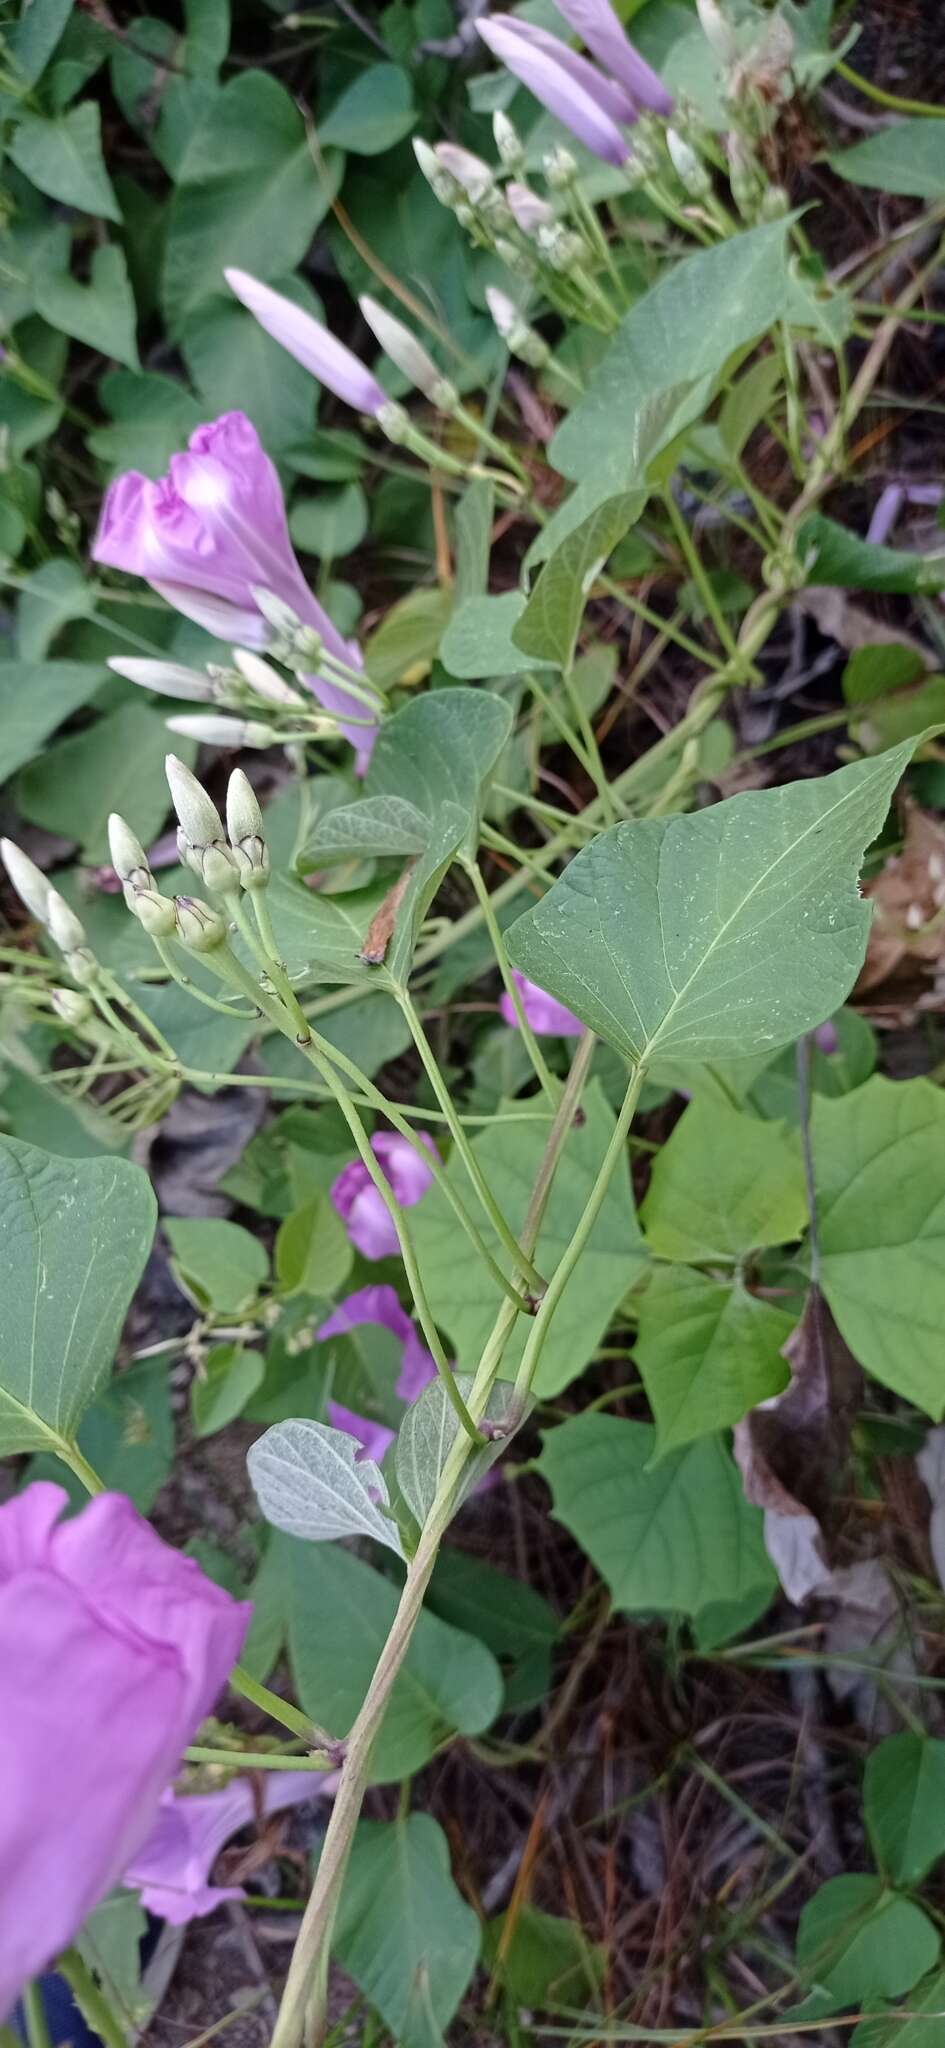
[506,743,917,1066]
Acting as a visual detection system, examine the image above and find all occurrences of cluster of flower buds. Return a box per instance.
[107,633,349,755]
[0,840,99,986]
[695,0,796,204]
[110,757,271,964]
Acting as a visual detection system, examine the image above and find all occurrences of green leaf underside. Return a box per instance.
[813,1076,945,1417]
[0,1138,156,1455]
[286,1538,502,1781]
[248,1416,404,1556]
[537,1412,775,1619]
[411,1082,646,1396]
[396,1374,518,1526]
[506,742,916,1065]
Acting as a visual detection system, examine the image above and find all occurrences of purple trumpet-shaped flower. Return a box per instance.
[0,1483,250,2017]
[225,270,387,418]
[318,1284,437,1461]
[477,15,632,165]
[330,1130,439,1262]
[552,0,673,113]
[500,970,584,1038]
[125,1773,334,1924]
[92,410,376,771]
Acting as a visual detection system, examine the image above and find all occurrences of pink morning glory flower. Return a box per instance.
[330,1131,439,1262]
[477,16,632,165]
[552,0,673,113]
[500,970,584,1038]
[0,1483,249,2017]
[125,1773,334,1925]
[92,410,375,770]
[318,1283,438,1461]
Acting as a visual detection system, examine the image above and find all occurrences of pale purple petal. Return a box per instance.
[372,1130,439,1208]
[225,270,386,416]
[813,1020,839,1054]
[395,1332,437,1405]
[500,970,584,1038]
[150,582,273,647]
[326,1402,396,1465]
[866,484,904,549]
[126,1776,328,1926]
[478,16,633,161]
[0,1485,250,2015]
[330,1134,437,1259]
[317,1283,415,1350]
[506,182,554,233]
[552,0,673,112]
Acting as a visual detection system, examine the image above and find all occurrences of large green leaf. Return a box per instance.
[537,1412,775,1620]
[411,1082,647,1396]
[512,493,640,670]
[17,703,193,864]
[319,63,416,155]
[285,1539,502,1780]
[0,1138,156,1456]
[427,1550,559,1715]
[9,104,121,221]
[549,219,793,483]
[640,1098,808,1261]
[162,71,340,330]
[865,1734,945,1888]
[440,593,541,680]
[831,122,945,201]
[333,1816,480,2048]
[506,743,915,1066]
[0,662,103,782]
[635,1267,795,1456]
[852,1967,945,2048]
[814,1076,945,1416]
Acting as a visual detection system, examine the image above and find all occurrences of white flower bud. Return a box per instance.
[231,649,302,707]
[128,886,177,939]
[174,895,228,953]
[376,400,411,446]
[485,287,549,367]
[667,128,711,197]
[51,987,93,1027]
[1,838,53,926]
[493,110,524,170]
[199,842,241,894]
[359,296,457,412]
[290,626,324,668]
[108,814,151,892]
[537,223,584,275]
[413,138,460,205]
[696,0,738,64]
[107,657,214,702]
[543,146,577,190]
[434,143,493,205]
[46,890,87,957]
[226,769,270,892]
[495,237,538,279]
[166,754,226,848]
[166,715,278,749]
[250,588,300,638]
[506,182,554,235]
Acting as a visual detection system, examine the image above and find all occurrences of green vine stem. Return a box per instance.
[269,1031,597,2048]
[464,858,558,1106]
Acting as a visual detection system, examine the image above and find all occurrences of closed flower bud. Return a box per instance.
[493,110,524,170]
[543,146,577,190]
[46,891,87,959]
[359,296,457,412]
[666,127,711,197]
[376,400,411,446]
[250,587,300,639]
[106,658,214,703]
[485,287,550,367]
[537,223,584,274]
[696,0,738,64]
[165,755,225,850]
[50,987,93,1028]
[759,182,789,220]
[434,143,494,206]
[165,715,277,749]
[495,236,538,279]
[127,886,178,939]
[231,649,301,707]
[198,842,241,895]
[1,839,53,927]
[506,181,554,234]
[226,769,270,891]
[413,138,461,205]
[108,814,151,893]
[174,895,227,953]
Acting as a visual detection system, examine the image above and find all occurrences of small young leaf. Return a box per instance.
[512,492,640,671]
[274,1191,353,1299]
[506,742,918,1066]
[396,1374,517,1526]
[165,1216,269,1315]
[248,1415,405,1556]
[191,1344,266,1438]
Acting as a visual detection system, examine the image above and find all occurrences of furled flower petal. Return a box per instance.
[316,1284,436,1406]
[552,0,673,112]
[500,970,584,1038]
[225,270,387,417]
[125,1775,329,1925]
[478,16,633,162]
[0,1484,249,2016]
[325,1402,396,1466]
[330,1132,439,1261]
[506,182,554,233]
